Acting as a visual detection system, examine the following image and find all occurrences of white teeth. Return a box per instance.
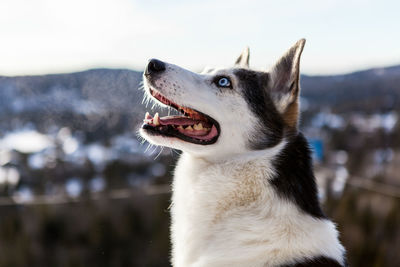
[193,123,204,130]
[145,112,152,120]
[154,113,160,126]
[144,112,211,132]
[144,112,153,123]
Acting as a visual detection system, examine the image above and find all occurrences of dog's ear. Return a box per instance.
[234,47,250,68]
[268,39,305,128]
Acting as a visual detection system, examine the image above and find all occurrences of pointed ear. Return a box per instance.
[234,47,250,67]
[269,39,306,127]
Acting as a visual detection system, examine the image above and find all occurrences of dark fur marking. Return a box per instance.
[271,133,326,218]
[234,69,284,150]
[280,256,345,267]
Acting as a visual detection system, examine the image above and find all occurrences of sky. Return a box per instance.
[0,0,399,76]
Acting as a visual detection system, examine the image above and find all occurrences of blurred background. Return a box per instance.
[0,0,399,266]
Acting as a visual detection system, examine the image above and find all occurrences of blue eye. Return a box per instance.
[216,77,231,88]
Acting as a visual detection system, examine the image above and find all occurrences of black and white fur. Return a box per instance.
[140,39,346,267]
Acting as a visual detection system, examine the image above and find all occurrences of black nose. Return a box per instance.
[145,59,166,75]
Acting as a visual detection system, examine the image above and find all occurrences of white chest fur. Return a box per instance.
[170,152,345,267]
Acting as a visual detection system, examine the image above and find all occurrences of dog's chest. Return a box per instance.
[172,153,271,223]
[171,153,275,266]
[169,153,345,267]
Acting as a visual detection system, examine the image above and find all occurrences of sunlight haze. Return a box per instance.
[1,0,399,76]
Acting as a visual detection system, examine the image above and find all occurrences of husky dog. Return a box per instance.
[140,39,346,267]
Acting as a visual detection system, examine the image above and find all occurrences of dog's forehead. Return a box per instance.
[202,67,235,75]
[203,67,266,78]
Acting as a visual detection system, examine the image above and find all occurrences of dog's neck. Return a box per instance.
[170,133,345,267]
[193,138,288,165]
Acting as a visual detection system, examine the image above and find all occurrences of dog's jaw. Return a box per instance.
[140,84,221,154]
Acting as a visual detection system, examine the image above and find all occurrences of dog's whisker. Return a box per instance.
[144,143,152,153]
[154,146,164,160]
[150,145,159,156]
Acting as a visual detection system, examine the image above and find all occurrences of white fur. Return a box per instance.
[140,58,345,267]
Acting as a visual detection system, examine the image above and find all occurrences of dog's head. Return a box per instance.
[140,39,305,160]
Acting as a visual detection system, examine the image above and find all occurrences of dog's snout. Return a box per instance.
[146,59,166,75]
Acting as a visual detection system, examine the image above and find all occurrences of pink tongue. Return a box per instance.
[159,115,199,126]
[183,125,218,140]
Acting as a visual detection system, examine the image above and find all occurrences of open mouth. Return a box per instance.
[142,88,220,145]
